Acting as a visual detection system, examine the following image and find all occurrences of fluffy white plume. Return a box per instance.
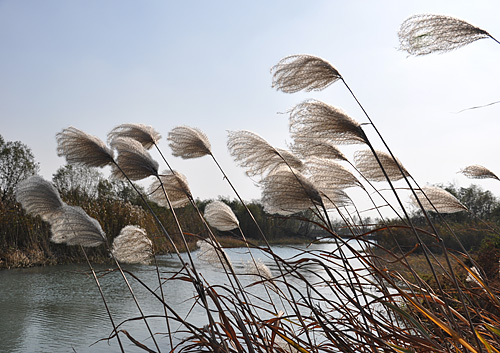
[411,186,468,214]
[15,176,64,221]
[204,201,239,231]
[149,170,191,209]
[56,127,114,168]
[271,54,341,93]
[261,166,323,216]
[244,258,273,282]
[307,157,362,190]
[292,137,347,162]
[459,165,499,181]
[110,137,159,181]
[354,150,410,182]
[167,126,212,159]
[399,14,493,56]
[108,123,161,150]
[50,204,106,247]
[111,225,153,264]
[227,130,304,177]
[290,100,367,145]
[196,239,233,271]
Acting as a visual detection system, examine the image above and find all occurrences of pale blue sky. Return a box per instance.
[1,1,500,212]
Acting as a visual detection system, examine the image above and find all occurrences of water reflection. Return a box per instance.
[0,241,367,352]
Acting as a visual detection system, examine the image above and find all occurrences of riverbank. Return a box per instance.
[0,235,313,269]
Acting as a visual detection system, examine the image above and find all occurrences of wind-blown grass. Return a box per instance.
[12,13,500,352]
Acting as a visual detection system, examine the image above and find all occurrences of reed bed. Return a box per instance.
[13,13,500,352]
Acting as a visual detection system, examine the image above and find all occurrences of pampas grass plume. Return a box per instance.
[354,150,410,182]
[196,239,233,270]
[204,200,239,231]
[411,186,468,214]
[459,165,499,181]
[108,123,161,150]
[149,170,191,209]
[110,137,159,181]
[15,175,64,221]
[50,204,106,247]
[56,127,114,168]
[271,54,342,93]
[111,225,153,264]
[290,100,367,145]
[227,130,304,177]
[167,126,212,159]
[398,14,493,56]
[261,166,322,216]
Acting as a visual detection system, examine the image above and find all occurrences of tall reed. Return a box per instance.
[14,13,500,352]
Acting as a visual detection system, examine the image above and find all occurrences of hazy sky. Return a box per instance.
[1,1,500,214]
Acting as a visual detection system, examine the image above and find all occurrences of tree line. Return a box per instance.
[3,134,500,269]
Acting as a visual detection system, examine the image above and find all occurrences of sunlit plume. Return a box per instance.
[196,239,233,271]
[244,258,273,283]
[459,165,499,181]
[291,136,347,162]
[307,157,360,208]
[398,14,493,56]
[320,189,351,211]
[465,266,482,286]
[56,127,114,168]
[227,130,304,177]
[271,54,342,93]
[167,126,212,159]
[108,123,161,150]
[204,200,239,231]
[149,170,191,209]
[290,100,367,145]
[50,204,106,247]
[110,137,159,181]
[111,225,153,264]
[307,157,362,191]
[411,186,468,214]
[354,150,410,182]
[260,166,323,216]
[15,175,64,222]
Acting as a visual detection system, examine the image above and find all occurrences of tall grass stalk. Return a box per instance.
[15,14,500,351]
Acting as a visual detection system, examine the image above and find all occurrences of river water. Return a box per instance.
[0,241,368,352]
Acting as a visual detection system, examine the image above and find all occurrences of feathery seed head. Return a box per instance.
[108,123,161,150]
[167,126,212,159]
[398,14,491,56]
[245,258,273,283]
[459,165,499,181]
[50,204,106,247]
[227,130,304,177]
[56,127,114,168]
[204,200,239,231]
[110,137,159,181]
[149,170,191,209]
[196,239,233,270]
[15,175,64,221]
[111,225,153,264]
[308,157,362,191]
[290,100,367,145]
[292,137,347,162]
[320,188,351,211]
[354,150,410,182]
[411,186,468,214]
[465,266,482,286]
[271,54,342,93]
[261,166,322,215]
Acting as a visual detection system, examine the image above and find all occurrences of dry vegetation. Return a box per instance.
[3,13,500,353]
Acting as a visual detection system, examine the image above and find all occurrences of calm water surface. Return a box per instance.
[0,242,366,352]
